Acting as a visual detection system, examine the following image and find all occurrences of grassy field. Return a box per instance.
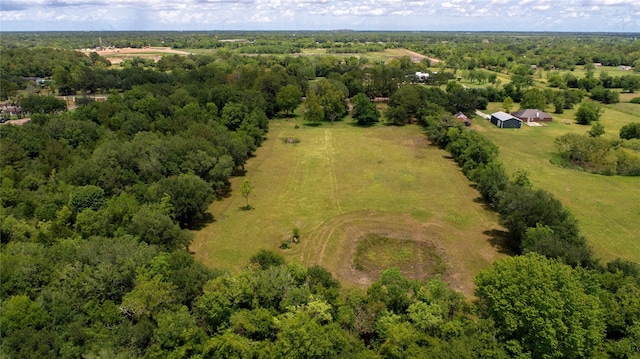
[190,116,507,295]
[476,102,640,263]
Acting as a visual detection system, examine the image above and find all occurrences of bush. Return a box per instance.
[249,249,285,269]
[575,101,602,125]
[615,148,640,176]
[620,122,640,140]
[630,97,640,104]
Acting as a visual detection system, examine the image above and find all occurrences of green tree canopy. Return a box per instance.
[239,178,254,209]
[304,91,324,124]
[276,84,302,115]
[156,174,214,223]
[519,88,547,110]
[620,122,640,140]
[575,101,602,125]
[475,253,605,359]
[350,93,380,125]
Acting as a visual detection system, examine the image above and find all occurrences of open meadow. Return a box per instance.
[190,117,507,295]
[476,102,640,263]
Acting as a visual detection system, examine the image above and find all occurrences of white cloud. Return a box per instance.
[248,12,272,23]
[0,0,639,31]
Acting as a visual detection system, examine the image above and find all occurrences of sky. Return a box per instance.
[1,0,639,33]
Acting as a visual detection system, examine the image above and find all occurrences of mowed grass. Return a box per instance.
[190,117,507,295]
[475,102,640,263]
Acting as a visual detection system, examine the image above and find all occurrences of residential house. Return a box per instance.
[511,109,553,123]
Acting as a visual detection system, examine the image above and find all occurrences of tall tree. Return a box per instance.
[156,174,214,223]
[475,253,605,359]
[519,88,547,110]
[350,93,379,125]
[304,91,324,124]
[502,96,514,113]
[276,84,302,116]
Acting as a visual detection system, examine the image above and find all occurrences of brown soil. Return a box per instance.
[392,48,441,64]
[291,210,473,293]
[92,47,192,56]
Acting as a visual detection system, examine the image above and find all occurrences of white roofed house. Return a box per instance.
[490,111,522,129]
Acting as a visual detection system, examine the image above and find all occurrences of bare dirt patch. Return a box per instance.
[291,210,474,294]
[2,118,31,125]
[91,47,192,56]
[388,48,441,64]
[81,47,193,64]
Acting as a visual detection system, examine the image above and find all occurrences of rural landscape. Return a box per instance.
[1,30,640,358]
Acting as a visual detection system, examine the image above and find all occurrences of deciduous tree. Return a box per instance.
[575,101,602,125]
[620,122,640,140]
[303,91,323,124]
[502,96,514,112]
[276,84,302,115]
[350,93,379,125]
[239,178,254,209]
[475,253,605,359]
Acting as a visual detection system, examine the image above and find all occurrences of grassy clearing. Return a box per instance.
[555,66,636,79]
[354,233,447,280]
[475,102,640,263]
[191,116,506,295]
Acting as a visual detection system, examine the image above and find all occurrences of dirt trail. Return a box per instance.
[394,48,441,64]
[91,47,192,56]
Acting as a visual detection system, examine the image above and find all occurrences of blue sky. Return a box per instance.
[1,0,639,32]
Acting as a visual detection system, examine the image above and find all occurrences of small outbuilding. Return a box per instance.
[511,109,553,123]
[454,111,471,127]
[490,111,522,129]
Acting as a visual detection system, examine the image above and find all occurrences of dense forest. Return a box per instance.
[1,32,640,358]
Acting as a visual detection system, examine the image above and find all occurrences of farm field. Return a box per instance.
[476,102,640,263]
[190,117,507,295]
[83,46,193,64]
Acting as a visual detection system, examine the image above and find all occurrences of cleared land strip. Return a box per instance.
[191,119,506,296]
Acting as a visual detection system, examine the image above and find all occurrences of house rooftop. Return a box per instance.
[512,109,552,119]
[492,111,520,121]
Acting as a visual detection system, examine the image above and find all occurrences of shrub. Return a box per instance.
[249,249,285,269]
[620,122,640,140]
[575,101,602,125]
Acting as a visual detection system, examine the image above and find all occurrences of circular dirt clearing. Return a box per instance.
[353,232,447,282]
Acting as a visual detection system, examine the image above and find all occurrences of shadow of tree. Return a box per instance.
[473,196,499,212]
[183,212,215,231]
[233,168,247,177]
[274,113,300,120]
[348,121,379,128]
[484,229,516,255]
